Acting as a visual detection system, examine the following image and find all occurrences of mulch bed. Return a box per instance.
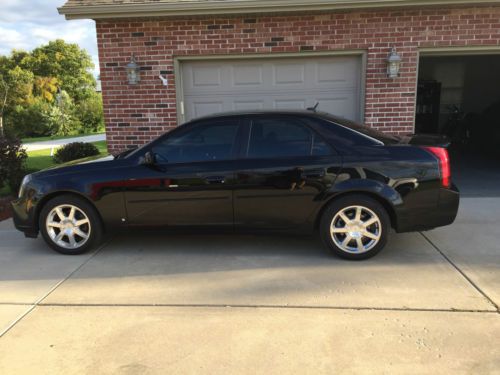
[0,196,14,222]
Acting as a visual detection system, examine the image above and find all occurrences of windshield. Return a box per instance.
[316,112,402,144]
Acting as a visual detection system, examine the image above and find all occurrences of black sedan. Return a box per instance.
[12,110,459,260]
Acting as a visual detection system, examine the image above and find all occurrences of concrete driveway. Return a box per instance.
[23,134,106,152]
[0,198,498,374]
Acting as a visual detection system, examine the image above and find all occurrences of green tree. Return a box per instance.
[34,76,59,102]
[21,40,96,103]
[54,90,80,136]
[1,40,101,139]
[0,61,34,137]
[76,93,104,133]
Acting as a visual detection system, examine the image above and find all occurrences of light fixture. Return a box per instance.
[126,55,140,85]
[387,47,402,79]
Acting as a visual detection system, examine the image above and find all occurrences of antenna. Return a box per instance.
[307,102,319,112]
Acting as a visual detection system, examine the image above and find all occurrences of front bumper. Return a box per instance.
[11,197,39,238]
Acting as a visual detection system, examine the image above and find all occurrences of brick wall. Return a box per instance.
[96,6,500,154]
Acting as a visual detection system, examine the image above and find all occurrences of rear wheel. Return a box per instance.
[39,195,103,255]
[320,195,390,260]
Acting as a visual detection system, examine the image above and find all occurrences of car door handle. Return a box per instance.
[205,176,226,184]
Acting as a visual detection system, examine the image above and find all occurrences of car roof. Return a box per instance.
[189,109,323,122]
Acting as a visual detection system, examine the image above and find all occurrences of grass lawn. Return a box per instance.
[21,132,105,144]
[26,140,108,171]
[0,141,108,198]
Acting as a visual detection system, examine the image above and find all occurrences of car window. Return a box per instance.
[247,118,332,158]
[152,120,239,163]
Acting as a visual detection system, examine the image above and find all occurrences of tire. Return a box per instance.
[320,195,390,260]
[39,194,103,255]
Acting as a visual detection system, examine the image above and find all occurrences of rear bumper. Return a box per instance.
[396,184,460,233]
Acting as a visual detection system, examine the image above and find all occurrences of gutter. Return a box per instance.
[58,0,500,20]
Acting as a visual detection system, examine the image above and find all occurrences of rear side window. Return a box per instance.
[247,118,333,159]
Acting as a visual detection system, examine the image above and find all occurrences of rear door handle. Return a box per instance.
[205,176,226,184]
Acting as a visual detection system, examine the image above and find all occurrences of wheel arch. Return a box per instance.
[35,191,104,232]
[314,190,398,231]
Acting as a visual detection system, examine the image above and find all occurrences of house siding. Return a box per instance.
[95,6,500,154]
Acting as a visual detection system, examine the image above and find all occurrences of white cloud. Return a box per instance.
[0,0,99,76]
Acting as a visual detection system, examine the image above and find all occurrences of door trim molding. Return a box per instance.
[419,45,500,56]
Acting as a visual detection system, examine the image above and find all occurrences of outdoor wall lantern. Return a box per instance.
[126,55,140,85]
[387,47,402,79]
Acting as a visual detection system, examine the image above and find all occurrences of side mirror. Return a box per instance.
[141,151,156,165]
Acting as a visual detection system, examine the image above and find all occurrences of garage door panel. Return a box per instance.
[273,99,307,109]
[316,96,358,120]
[188,101,224,119]
[182,56,362,122]
[189,65,223,88]
[315,57,360,87]
[231,65,264,86]
[274,64,306,85]
[234,100,265,110]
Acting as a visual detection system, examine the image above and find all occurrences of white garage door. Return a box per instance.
[180,55,363,122]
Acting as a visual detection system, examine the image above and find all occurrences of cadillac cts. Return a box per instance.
[11,110,459,260]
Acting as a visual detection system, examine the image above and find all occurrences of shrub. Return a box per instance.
[6,99,55,138]
[53,142,100,164]
[0,137,27,193]
[5,93,82,139]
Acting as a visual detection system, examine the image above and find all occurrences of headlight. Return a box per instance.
[18,174,32,198]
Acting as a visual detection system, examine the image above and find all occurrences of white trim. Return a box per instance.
[419,46,500,56]
[58,0,500,20]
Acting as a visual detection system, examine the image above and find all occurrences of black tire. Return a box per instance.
[320,195,390,260]
[39,194,103,255]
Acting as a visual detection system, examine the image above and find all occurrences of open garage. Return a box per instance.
[416,50,500,196]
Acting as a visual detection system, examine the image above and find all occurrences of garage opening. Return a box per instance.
[416,53,500,196]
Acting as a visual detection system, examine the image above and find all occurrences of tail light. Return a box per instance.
[422,147,451,188]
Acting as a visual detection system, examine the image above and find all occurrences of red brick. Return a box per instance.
[96,6,500,154]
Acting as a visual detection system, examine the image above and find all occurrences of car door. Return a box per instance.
[123,118,242,227]
[234,115,342,229]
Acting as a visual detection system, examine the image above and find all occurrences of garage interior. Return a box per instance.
[416,53,500,196]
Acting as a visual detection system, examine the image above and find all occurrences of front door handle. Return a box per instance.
[205,176,226,184]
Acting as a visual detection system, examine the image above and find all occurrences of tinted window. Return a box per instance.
[316,112,400,144]
[152,120,239,163]
[247,118,332,158]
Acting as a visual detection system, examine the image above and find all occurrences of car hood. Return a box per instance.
[32,155,122,178]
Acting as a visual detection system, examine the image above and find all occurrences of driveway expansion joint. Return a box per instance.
[0,238,112,338]
[420,232,499,313]
[33,303,499,314]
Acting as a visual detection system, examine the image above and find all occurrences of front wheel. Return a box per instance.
[320,195,390,260]
[39,195,103,255]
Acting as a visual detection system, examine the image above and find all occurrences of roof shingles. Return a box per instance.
[58,0,498,19]
[62,0,234,5]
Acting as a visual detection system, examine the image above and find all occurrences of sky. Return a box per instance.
[0,0,99,76]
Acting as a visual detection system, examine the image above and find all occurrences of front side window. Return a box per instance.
[247,118,333,159]
[152,120,239,163]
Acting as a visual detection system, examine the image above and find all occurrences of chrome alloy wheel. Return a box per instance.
[45,204,91,249]
[330,205,382,254]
